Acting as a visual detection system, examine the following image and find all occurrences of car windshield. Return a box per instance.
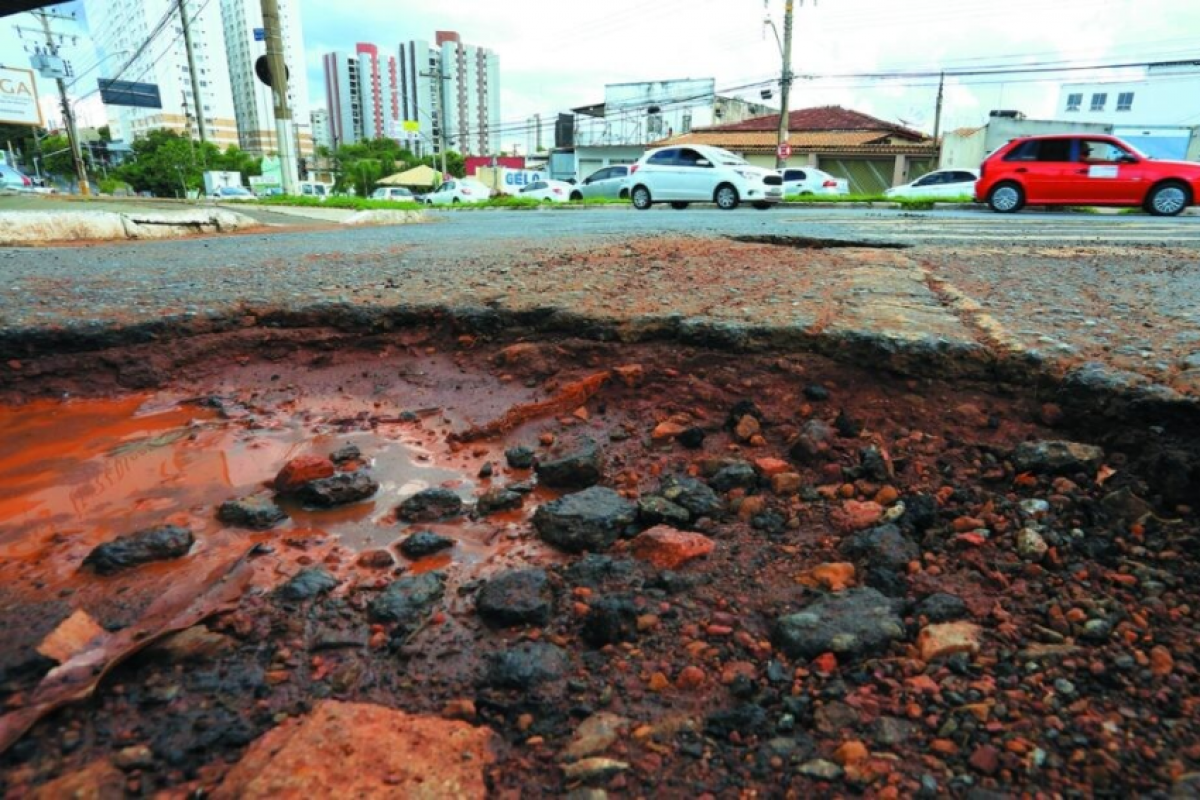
[710,149,747,166]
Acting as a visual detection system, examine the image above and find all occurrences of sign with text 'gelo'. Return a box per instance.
[503,169,545,188]
[0,67,42,126]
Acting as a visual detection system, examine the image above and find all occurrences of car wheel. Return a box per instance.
[987,181,1024,213]
[715,183,740,210]
[570,191,583,201]
[619,189,629,200]
[452,197,460,204]
[1145,180,1190,216]
[631,185,652,210]
[670,201,690,209]
[753,201,772,210]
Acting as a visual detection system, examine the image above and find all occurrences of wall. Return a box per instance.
[1056,66,1200,126]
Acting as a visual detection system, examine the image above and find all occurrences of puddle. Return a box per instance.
[727,234,909,249]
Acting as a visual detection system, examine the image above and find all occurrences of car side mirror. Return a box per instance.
[1117,155,1137,164]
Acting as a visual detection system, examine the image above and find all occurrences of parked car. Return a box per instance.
[370,186,416,201]
[211,185,253,201]
[779,166,849,196]
[423,178,489,206]
[518,179,573,203]
[628,145,783,210]
[976,134,1200,216]
[570,165,631,201]
[0,164,33,192]
[298,181,334,201]
[885,169,979,199]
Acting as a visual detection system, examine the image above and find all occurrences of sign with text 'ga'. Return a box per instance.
[0,67,42,126]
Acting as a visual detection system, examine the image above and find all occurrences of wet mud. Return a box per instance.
[0,326,1197,797]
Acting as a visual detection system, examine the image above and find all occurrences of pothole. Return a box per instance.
[0,327,1197,797]
[727,234,909,249]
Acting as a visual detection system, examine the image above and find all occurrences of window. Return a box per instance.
[1066,93,1082,112]
[1005,139,1072,162]
[647,149,677,165]
[1090,92,1107,111]
[784,169,807,181]
[951,172,977,183]
[1117,92,1134,111]
[676,148,708,167]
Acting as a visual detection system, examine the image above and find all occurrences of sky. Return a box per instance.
[3,0,1200,149]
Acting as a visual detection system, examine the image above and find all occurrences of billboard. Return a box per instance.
[98,79,162,109]
[0,67,43,126]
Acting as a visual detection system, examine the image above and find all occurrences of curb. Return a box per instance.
[0,209,261,246]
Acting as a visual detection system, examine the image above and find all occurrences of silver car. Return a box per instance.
[570,165,631,201]
[0,164,32,192]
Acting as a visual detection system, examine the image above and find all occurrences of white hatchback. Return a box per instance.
[885,169,979,199]
[779,167,849,196]
[628,145,783,210]
[518,179,574,203]
[424,178,490,206]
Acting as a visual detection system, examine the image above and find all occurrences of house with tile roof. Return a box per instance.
[655,105,940,194]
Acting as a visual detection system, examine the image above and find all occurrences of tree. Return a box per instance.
[418,150,465,179]
[40,134,75,177]
[113,130,199,197]
[331,137,416,194]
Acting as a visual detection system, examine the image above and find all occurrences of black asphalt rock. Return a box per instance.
[83,525,194,574]
[840,524,920,570]
[475,568,552,627]
[293,471,379,507]
[533,486,637,553]
[485,642,568,690]
[535,438,604,489]
[217,494,288,530]
[772,588,905,660]
[396,488,464,522]
[368,572,445,627]
[476,488,524,516]
[658,475,723,519]
[278,567,339,601]
[398,530,455,559]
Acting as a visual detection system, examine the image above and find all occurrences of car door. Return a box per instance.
[674,148,713,200]
[601,166,629,198]
[640,149,680,199]
[783,168,809,194]
[1072,138,1147,204]
[579,168,608,199]
[1007,139,1074,203]
[947,171,978,198]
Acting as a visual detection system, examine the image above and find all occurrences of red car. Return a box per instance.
[975,134,1200,216]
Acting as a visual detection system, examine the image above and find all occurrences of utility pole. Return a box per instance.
[932,71,945,141]
[420,66,449,177]
[261,0,297,194]
[179,0,207,143]
[26,10,90,195]
[775,0,795,170]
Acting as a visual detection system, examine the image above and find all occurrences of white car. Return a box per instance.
[211,185,253,201]
[423,178,489,206]
[570,165,631,201]
[885,169,979,199]
[370,187,416,201]
[518,179,573,203]
[779,166,849,196]
[628,145,783,210]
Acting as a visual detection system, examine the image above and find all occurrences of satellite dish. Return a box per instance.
[255,55,290,88]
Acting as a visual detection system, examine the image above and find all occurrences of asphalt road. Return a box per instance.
[3,206,1198,396]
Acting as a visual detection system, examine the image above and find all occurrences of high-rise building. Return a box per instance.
[323,43,400,147]
[399,31,500,157]
[310,109,332,152]
[219,0,312,156]
[83,0,239,147]
[322,51,362,148]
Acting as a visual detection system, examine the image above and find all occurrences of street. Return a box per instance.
[4,206,1199,396]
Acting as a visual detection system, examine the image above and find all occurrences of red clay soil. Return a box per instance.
[0,327,1197,797]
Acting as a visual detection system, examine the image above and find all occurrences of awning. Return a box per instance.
[378,164,441,187]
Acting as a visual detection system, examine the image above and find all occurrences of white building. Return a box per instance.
[310,108,332,152]
[399,31,500,157]
[219,0,311,156]
[84,0,238,147]
[322,51,362,148]
[1057,61,1200,158]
